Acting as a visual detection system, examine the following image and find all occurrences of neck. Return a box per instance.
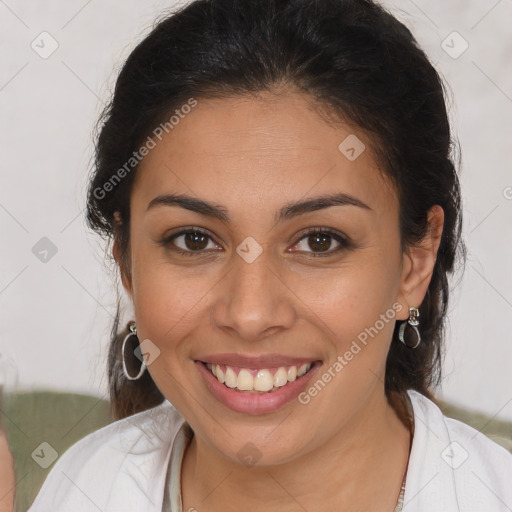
[181,388,412,512]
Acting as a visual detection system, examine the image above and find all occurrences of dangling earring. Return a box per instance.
[121,321,147,380]
[398,306,421,349]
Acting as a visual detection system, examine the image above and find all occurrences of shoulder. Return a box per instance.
[405,389,512,512]
[409,389,512,465]
[28,400,185,512]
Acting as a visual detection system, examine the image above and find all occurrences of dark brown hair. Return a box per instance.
[87,0,465,419]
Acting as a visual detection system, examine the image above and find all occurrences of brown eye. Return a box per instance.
[163,228,221,256]
[183,231,209,250]
[307,232,332,252]
[290,228,351,256]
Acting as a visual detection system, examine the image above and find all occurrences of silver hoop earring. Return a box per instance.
[398,306,421,349]
[121,321,147,381]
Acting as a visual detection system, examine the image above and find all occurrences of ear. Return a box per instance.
[395,205,444,320]
[112,211,133,298]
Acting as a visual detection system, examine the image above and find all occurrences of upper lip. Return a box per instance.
[196,353,320,368]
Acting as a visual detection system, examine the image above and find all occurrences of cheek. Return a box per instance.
[130,246,214,346]
[291,259,399,347]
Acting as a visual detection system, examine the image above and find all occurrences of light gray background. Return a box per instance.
[1,0,511,420]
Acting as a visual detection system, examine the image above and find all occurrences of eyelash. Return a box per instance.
[291,227,352,257]
[160,226,219,258]
[160,226,352,258]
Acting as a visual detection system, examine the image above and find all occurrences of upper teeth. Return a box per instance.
[205,363,312,392]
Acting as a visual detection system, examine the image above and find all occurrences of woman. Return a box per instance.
[29,0,512,510]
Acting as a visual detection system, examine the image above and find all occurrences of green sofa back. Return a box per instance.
[2,391,113,512]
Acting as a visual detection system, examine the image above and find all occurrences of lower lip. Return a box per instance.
[195,360,322,415]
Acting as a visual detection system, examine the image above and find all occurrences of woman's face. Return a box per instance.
[122,91,420,465]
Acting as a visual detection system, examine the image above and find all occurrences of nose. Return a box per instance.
[211,248,296,342]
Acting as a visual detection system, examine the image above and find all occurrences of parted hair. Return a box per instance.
[86,0,465,420]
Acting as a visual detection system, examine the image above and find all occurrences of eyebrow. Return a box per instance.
[146,192,372,224]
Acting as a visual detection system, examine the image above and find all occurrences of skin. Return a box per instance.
[114,90,444,511]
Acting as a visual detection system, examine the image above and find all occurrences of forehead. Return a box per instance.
[132,91,396,218]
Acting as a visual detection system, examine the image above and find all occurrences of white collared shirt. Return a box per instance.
[28,389,512,511]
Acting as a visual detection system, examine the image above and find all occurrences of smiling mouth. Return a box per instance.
[201,361,315,393]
